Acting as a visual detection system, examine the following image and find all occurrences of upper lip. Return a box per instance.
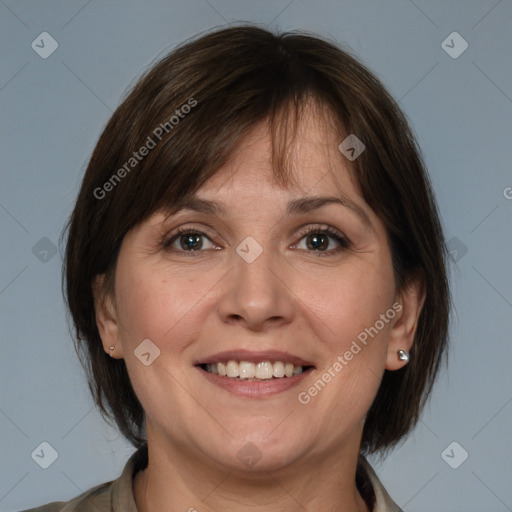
[195,349,315,367]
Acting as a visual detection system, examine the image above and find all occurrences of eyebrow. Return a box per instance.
[168,195,374,232]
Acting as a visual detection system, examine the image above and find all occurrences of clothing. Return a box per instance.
[21,444,402,512]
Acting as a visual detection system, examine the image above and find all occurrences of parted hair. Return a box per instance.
[63,24,450,455]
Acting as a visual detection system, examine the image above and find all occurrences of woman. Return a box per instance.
[24,24,450,512]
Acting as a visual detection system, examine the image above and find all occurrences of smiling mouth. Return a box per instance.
[198,360,315,380]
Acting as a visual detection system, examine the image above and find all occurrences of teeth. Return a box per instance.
[292,365,303,375]
[273,361,285,378]
[255,361,273,379]
[239,361,256,379]
[205,360,307,379]
[226,360,239,378]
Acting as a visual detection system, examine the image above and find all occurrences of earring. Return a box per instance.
[397,349,409,362]
[109,345,115,358]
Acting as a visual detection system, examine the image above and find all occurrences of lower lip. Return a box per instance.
[197,366,313,398]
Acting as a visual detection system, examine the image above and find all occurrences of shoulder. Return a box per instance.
[18,480,113,512]
[358,456,403,512]
[18,445,147,512]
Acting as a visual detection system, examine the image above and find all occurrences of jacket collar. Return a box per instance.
[111,444,402,511]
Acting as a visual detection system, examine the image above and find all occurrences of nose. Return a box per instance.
[216,242,296,331]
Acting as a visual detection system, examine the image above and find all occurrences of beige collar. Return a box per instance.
[109,445,402,512]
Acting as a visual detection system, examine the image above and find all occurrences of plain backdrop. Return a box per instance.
[1,1,511,511]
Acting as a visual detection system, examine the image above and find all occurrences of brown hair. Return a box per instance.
[63,24,450,454]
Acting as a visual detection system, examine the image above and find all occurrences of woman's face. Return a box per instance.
[96,107,419,472]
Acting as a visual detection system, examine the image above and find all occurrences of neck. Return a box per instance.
[133,431,370,512]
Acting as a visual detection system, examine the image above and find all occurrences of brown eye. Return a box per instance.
[294,225,351,254]
[163,228,217,253]
[178,233,203,251]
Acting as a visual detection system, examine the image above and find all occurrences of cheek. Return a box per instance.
[303,265,395,428]
[113,259,221,350]
[303,257,396,346]
[112,262,215,420]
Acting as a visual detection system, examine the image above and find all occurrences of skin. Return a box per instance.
[94,104,425,512]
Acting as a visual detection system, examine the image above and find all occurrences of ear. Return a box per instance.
[92,274,124,359]
[385,272,426,371]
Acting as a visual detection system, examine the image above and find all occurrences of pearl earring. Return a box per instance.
[109,345,115,357]
[397,349,409,362]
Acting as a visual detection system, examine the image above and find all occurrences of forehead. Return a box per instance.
[158,109,378,236]
[198,106,357,201]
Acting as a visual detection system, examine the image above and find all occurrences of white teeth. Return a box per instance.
[255,361,273,379]
[273,361,285,378]
[204,360,307,379]
[239,361,256,379]
[226,360,239,378]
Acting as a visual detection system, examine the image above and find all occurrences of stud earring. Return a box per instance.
[397,349,409,362]
[109,345,115,358]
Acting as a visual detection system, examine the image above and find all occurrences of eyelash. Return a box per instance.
[162,224,351,257]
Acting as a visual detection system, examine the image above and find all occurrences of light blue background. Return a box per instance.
[1,1,511,511]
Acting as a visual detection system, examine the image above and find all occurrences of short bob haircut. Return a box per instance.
[63,25,450,455]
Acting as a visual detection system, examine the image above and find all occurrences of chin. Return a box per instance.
[205,431,307,474]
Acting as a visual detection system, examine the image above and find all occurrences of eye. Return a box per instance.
[162,224,351,256]
[293,224,351,255]
[163,227,218,253]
